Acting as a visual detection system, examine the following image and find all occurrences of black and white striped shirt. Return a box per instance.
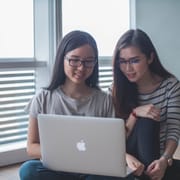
[138,77,180,154]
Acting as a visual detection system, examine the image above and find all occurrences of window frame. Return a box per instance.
[0,0,57,166]
[0,0,135,166]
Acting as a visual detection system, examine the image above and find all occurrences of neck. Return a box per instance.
[137,73,162,93]
[61,81,92,99]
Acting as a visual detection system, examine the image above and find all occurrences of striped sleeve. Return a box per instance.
[166,79,180,142]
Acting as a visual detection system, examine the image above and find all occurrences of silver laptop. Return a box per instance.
[38,114,133,177]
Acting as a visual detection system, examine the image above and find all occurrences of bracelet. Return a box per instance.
[162,153,171,159]
[131,109,137,118]
[161,154,173,166]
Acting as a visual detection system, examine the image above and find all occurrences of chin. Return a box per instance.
[73,79,85,84]
[126,77,136,82]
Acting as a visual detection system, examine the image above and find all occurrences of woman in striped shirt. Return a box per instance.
[112,29,180,180]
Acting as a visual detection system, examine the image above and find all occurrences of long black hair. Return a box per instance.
[46,30,99,91]
[112,29,172,118]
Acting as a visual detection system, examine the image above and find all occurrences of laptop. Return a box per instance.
[38,114,133,177]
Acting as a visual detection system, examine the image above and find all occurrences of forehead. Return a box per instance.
[119,46,144,58]
[66,44,95,57]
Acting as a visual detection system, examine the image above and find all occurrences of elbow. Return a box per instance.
[26,145,34,157]
[26,142,41,159]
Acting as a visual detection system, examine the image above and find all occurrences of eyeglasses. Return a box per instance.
[65,56,97,68]
[118,58,141,66]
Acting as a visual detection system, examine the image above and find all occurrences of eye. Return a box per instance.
[70,58,80,62]
[85,60,95,63]
[118,59,127,64]
[130,58,140,64]
[83,58,97,67]
[69,58,81,64]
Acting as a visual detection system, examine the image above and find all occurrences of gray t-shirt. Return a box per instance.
[25,88,114,118]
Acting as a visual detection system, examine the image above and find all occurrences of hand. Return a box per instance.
[126,153,145,176]
[134,104,161,121]
[145,158,168,180]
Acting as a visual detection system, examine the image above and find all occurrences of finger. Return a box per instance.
[148,112,160,121]
[152,113,160,121]
[152,176,161,180]
[137,166,145,176]
[146,164,153,172]
[134,169,143,176]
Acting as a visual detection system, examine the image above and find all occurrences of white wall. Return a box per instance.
[135,0,180,79]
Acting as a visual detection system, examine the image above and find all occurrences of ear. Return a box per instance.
[148,52,154,64]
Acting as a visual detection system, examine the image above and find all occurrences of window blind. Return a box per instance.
[0,60,112,149]
[0,70,35,146]
[99,66,113,91]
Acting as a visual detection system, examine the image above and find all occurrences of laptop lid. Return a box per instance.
[38,114,130,177]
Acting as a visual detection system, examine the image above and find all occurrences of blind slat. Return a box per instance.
[0,70,35,146]
[0,59,113,148]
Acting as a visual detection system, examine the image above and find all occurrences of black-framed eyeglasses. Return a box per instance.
[118,58,141,66]
[65,56,97,68]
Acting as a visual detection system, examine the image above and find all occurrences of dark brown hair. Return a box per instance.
[112,29,172,118]
[46,30,99,91]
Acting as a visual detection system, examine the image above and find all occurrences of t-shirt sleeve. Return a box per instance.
[104,91,115,117]
[24,90,46,118]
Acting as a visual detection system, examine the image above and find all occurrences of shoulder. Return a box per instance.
[35,88,50,98]
[162,77,180,89]
[33,88,58,101]
[93,88,110,97]
[161,77,180,96]
[92,89,113,102]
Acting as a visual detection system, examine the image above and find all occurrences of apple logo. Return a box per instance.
[76,140,86,151]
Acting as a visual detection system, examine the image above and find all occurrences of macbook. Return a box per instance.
[38,114,133,177]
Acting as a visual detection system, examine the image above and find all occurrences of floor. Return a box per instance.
[0,147,180,180]
[0,163,21,180]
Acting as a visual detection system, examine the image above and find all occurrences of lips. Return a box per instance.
[126,72,136,79]
[74,72,84,79]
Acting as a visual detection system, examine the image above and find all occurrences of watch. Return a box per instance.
[161,154,173,166]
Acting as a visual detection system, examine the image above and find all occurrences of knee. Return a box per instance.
[19,160,41,180]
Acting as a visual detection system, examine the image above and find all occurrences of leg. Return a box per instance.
[19,159,82,180]
[136,118,160,168]
[86,174,135,180]
[127,118,160,168]
[162,159,180,180]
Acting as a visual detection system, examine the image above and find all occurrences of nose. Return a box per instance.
[125,62,133,71]
[77,62,86,70]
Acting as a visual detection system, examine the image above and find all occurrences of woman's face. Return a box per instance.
[118,46,153,84]
[64,44,96,85]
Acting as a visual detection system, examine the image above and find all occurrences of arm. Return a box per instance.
[161,139,178,162]
[26,116,41,159]
[146,79,180,179]
[125,104,160,138]
[126,153,145,176]
[125,111,137,138]
[145,140,178,179]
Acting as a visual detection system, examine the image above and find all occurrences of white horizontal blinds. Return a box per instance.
[99,66,113,91]
[0,70,35,145]
[99,57,113,91]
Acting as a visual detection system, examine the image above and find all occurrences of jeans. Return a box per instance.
[126,118,180,180]
[162,159,180,180]
[126,118,160,169]
[19,160,135,180]
[126,118,160,180]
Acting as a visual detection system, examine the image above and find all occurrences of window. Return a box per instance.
[62,0,130,90]
[0,0,131,166]
[0,0,34,151]
[0,0,55,166]
[0,0,33,58]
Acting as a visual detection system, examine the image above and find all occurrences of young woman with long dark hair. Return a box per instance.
[112,29,180,180]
